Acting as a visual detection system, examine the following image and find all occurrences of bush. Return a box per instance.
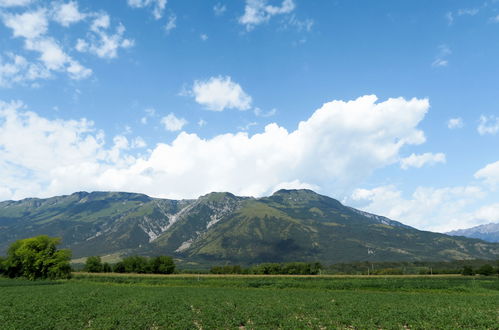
[3,236,71,280]
[85,256,103,273]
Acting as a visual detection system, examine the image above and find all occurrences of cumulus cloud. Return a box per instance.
[191,76,252,111]
[0,95,430,201]
[75,13,134,59]
[1,9,92,81]
[0,2,133,86]
[477,115,499,135]
[127,0,167,20]
[475,160,499,186]
[52,1,86,27]
[2,9,48,39]
[447,117,463,129]
[400,152,446,170]
[239,0,295,30]
[349,185,487,232]
[0,53,49,87]
[161,113,187,132]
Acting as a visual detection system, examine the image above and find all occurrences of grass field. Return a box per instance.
[0,274,498,329]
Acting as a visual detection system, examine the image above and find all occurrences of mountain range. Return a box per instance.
[0,189,498,265]
[447,223,499,243]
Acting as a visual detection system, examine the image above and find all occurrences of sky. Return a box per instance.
[0,0,498,233]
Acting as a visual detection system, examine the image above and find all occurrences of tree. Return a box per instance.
[85,256,103,273]
[150,256,175,274]
[4,236,71,280]
[477,264,494,276]
[462,266,475,276]
[0,256,5,276]
[102,262,112,273]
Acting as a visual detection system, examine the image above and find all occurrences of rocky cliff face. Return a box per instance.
[447,223,499,243]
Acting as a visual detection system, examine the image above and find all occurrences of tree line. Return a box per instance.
[210,262,323,275]
[84,255,175,274]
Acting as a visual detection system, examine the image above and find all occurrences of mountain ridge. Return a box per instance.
[1,189,498,265]
[447,223,499,243]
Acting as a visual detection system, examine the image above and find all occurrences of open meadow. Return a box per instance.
[1,274,498,329]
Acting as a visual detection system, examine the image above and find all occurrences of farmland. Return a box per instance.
[1,274,498,329]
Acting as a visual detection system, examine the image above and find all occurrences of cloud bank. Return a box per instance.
[0,95,429,201]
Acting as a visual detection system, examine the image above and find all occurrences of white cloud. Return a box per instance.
[127,0,167,20]
[400,152,446,170]
[0,95,429,201]
[2,9,48,39]
[1,6,94,83]
[349,185,486,232]
[447,117,463,129]
[52,1,86,27]
[161,113,187,132]
[200,33,208,41]
[239,0,295,30]
[0,0,33,7]
[475,161,499,186]
[213,3,226,16]
[477,115,499,135]
[0,53,50,87]
[164,14,176,33]
[76,14,134,59]
[191,76,252,111]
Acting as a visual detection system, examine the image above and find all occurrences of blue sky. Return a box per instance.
[1,0,499,232]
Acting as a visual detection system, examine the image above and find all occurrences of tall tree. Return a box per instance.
[4,236,71,280]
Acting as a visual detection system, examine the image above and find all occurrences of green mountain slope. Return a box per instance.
[1,189,498,264]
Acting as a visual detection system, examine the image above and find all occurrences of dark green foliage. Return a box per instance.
[109,256,175,274]
[3,235,71,280]
[84,256,103,273]
[251,262,322,275]
[462,266,475,276]
[149,256,175,274]
[209,262,322,275]
[102,262,112,273]
[0,257,5,275]
[476,264,495,276]
[122,256,151,273]
[113,261,125,273]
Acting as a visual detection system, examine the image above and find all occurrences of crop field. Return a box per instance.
[0,274,498,329]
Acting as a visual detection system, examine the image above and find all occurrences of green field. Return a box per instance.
[1,274,498,329]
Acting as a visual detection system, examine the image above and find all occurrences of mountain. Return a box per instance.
[1,189,498,265]
[447,223,499,243]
